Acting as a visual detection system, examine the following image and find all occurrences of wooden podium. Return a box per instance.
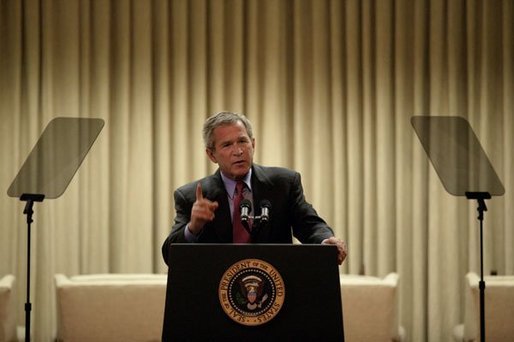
[162,244,345,341]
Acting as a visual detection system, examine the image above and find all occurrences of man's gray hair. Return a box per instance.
[202,111,254,149]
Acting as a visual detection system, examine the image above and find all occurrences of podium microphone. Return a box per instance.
[259,200,271,223]
[240,199,252,225]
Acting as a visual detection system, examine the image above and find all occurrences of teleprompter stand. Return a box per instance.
[465,191,490,342]
[19,193,44,341]
[7,117,104,341]
[412,116,505,342]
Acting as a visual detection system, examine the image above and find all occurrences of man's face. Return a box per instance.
[206,121,255,180]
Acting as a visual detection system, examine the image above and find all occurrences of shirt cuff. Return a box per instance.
[184,224,200,242]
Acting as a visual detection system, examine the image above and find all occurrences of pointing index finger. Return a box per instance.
[196,182,204,201]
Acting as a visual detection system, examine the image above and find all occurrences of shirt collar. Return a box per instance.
[220,168,252,199]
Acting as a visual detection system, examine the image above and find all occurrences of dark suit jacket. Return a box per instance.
[162,164,334,264]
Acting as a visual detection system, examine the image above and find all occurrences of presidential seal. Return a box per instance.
[218,259,285,326]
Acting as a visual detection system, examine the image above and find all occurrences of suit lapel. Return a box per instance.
[251,164,274,206]
[251,165,276,241]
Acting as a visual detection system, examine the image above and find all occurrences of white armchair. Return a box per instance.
[54,273,167,342]
[0,275,16,342]
[453,272,514,342]
[340,273,404,342]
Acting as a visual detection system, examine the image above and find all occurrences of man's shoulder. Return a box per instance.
[253,164,299,183]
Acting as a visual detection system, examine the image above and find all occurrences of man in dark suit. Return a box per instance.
[162,112,347,265]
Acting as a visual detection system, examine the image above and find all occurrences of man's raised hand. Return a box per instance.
[188,182,219,235]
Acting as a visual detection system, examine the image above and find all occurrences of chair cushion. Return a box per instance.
[0,275,16,342]
[340,273,401,341]
[55,274,167,342]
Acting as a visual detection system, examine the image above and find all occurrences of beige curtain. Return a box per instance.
[1,0,513,341]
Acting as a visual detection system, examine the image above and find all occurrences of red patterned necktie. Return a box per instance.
[232,181,250,243]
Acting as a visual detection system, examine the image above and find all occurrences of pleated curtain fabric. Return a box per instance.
[0,1,513,341]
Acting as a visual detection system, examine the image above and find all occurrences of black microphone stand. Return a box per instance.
[242,212,269,242]
[465,191,490,342]
[20,193,45,342]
